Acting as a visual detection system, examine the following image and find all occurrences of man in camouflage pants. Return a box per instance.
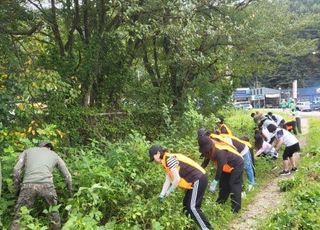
[12,142,72,230]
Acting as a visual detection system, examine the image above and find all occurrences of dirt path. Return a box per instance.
[228,118,308,230]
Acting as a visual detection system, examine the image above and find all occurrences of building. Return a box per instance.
[298,86,320,103]
[233,87,281,108]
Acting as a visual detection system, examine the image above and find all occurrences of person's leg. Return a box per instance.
[280,147,291,175]
[216,173,230,204]
[283,159,290,171]
[229,165,244,213]
[11,184,37,230]
[289,143,300,171]
[185,175,212,230]
[296,117,302,134]
[39,184,61,230]
[292,121,298,135]
[243,151,255,187]
[183,190,190,215]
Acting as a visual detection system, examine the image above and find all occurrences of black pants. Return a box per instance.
[183,174,212,230]
[216,164,244,213]
[295,117,302,133]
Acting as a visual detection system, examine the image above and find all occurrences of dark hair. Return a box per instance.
[267,112,273,116]
[254,134,264,150]
[267,124,277,133]
[251,113,255,118]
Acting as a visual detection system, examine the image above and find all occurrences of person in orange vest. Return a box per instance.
[198,135,244,213]
[148,146,212,230]
[198,128,255,192]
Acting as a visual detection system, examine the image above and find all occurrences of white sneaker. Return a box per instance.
[248,184,254,192]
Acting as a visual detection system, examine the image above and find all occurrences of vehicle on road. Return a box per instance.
[234,102,253,110]
[297,101,311,112]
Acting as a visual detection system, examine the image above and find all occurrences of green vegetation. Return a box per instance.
[1,0,320,229]
[260,118,320,229]
[0,107,275,229]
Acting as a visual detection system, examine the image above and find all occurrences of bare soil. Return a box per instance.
[228,118,309,230]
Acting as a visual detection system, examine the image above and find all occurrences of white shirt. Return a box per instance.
[275,128,298,146]
[272,114,284,126]
[262,127,274,143]
[261,118,277,129]
[256,141,273,156]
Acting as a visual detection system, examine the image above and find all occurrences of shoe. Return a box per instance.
[248,184,254,192]
[279,170,291,176]
[291,167,298,172]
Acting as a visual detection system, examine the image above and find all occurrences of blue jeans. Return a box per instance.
[243,150,255,185]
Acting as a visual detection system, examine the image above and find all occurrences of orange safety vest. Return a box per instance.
[161,153,206,190]
[220,134,252,148]
[208,134,243,173]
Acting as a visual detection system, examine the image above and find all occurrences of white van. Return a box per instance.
[297,101,311,112]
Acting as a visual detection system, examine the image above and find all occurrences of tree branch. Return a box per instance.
[0,22,43,36]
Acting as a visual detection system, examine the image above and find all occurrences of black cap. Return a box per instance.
[148,145,163,162]
[267,124,277,133]
[39,141,54,150]
[197,128,207,138]
[198,136,213,156]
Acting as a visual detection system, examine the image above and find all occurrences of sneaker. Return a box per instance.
[291,167,298,172]
[279,170,291,176]
[248,184,254,192]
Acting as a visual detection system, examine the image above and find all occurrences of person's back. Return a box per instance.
[23,147,60,184]
[12,142,72,230]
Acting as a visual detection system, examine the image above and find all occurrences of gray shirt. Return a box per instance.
[14,147,72,192]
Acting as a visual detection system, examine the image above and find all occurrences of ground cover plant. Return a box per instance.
[0,107,308,229]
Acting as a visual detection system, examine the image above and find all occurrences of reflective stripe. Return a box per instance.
[221,134,252,148]
[191,180,210,230]
[209,134,243,159]
[220,124,233,135]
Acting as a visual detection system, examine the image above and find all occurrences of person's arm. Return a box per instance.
[214,151,227,181]
[159,174,171,198]
[56,156,73,193]
[13,151,27,193]
[201,158,210,168]
[256,142,267,157]
[163,156,180,197]
[275,139,283,151]
[273,130,284,150]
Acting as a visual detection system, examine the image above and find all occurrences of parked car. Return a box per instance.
[297,101,311,112]
[234,102,253,110]
[311,102,320,111]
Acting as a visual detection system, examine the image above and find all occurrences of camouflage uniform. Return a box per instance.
[12,145,72,230]
[12,183,60,230]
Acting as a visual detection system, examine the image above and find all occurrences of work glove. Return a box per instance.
[209,180,218,193]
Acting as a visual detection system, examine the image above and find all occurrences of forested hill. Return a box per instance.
[249,0,320,89]
[1,0,320,139]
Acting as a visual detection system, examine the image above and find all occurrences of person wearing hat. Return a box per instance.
[267,124,300,176]
[148,145,212,230]
[198,135,244,213]
[12,141,73,230]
